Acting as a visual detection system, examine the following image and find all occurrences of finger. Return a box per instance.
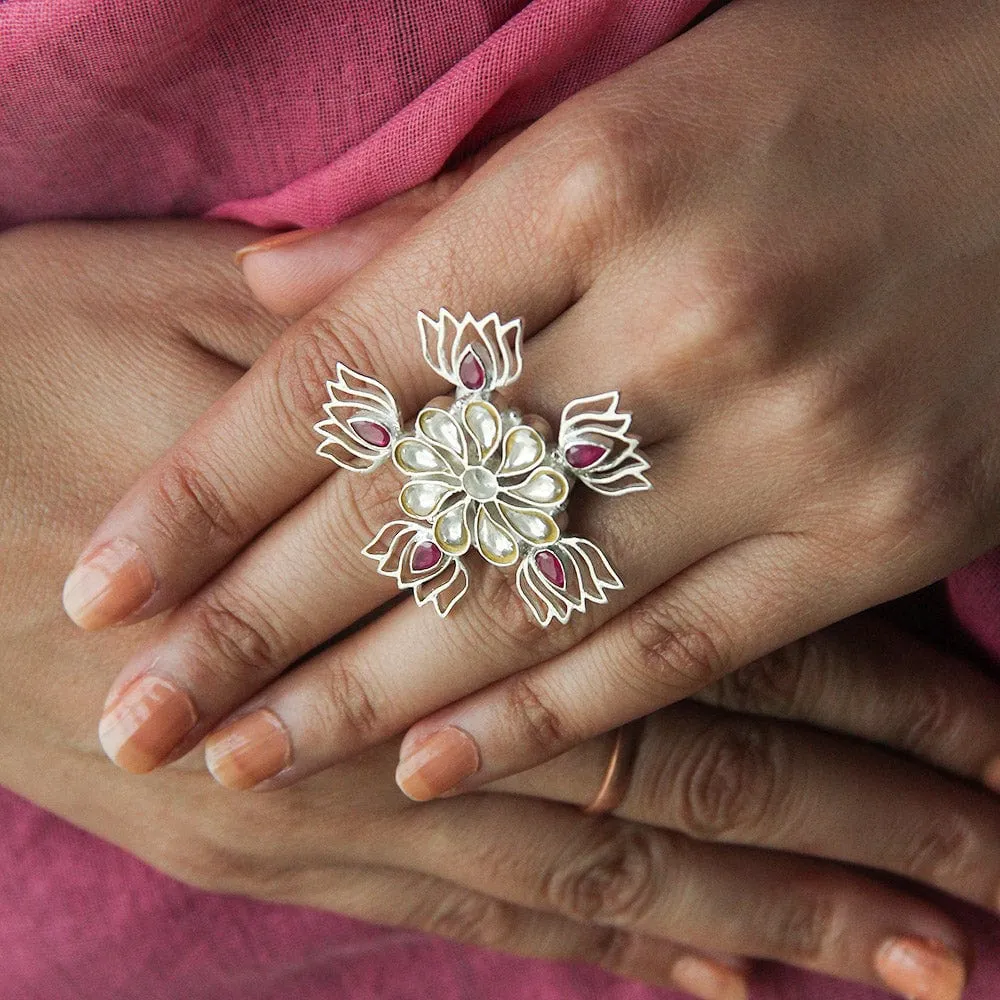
[237,209,432,321]
[194,425,768,789]
[237,201,455,322]
[239,131,525,320]
[693,613,1000,789]
[393,532,905,795]
[496,699,1000,916]
[294,862,749,1000]
[388,793,969,1000]
[62,126,594,632]
[96,395,474,770]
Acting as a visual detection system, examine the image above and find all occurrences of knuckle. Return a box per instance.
[151,448,248,550]
[895,815,984,887]
[329,465,408,556]
[546,143,629,249]
[503,673,571,755]
[899,447,990,550]
[271,304,391,426]
[417,890,519,951]
[271,327,352,429]
[673,718,788,840]
[847,464,932,551]
[529,112,650,261]
[542,822,663,927]
[711,637,817,716]
[152,830,272,896]
[145,830,216,888]
[589,928,635,976]
[463,566,552,653]
[754,372,848,461]
[155,843,230,892]
[620,599,727,696]
[893,681,956,757]
[312,662,383,748]
[185,586,288,681]
[757,890,838,963]
[662,248,785,380]
[832,448,979,559]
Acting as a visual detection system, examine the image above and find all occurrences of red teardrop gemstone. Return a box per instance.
[565,442,608,469]
[458,348,487,390]
[351,419,391,448]
[535,550,566,589]
[412,541,443,572]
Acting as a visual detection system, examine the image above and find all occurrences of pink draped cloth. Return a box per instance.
[2,0,999,996]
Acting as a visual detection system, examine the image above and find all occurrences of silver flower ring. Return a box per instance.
[313,310,651,626]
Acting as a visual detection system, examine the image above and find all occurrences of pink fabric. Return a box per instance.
[949,551,1000,664]
[0,0,710,229]
[3,1,1000,997]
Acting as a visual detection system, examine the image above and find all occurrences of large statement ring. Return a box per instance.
[313,310,651,626]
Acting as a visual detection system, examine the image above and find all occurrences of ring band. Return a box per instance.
[581,719,643,815]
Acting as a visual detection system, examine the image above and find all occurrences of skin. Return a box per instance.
[5,220,1000,999]
[64,0,1000,813]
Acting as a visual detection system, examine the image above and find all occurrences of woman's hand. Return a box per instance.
[64,0,1000,801]
[3,220,999,1000]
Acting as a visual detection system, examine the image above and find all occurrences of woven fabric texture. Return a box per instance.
[1,0,709,228]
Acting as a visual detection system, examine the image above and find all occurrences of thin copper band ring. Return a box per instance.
[581,719,643,815]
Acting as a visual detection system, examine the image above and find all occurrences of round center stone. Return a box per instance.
[462,466,499,501]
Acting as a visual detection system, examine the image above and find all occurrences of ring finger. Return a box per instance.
[504,697,1000,915]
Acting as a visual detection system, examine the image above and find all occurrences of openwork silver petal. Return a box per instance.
[558,392,652,496]
[314,363,401,472]
[419,309,523,392]
[516,537,624,627]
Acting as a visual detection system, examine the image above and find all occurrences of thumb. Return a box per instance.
[236,129,525,319]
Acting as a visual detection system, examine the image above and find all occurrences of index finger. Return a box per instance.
[61,144,595,630]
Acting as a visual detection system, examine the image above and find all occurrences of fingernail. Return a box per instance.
[982,756,1000,794]
[205,709,292,790]
[234,228,320,264]
[395,727,480,801]
[671,955,749,1000]
[62,538,154,629]
[99,676,197,773]
[875,937,967,1000]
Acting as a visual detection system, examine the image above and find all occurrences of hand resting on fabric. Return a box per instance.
[4,220,1000,1000]
[64,0,1000,821]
